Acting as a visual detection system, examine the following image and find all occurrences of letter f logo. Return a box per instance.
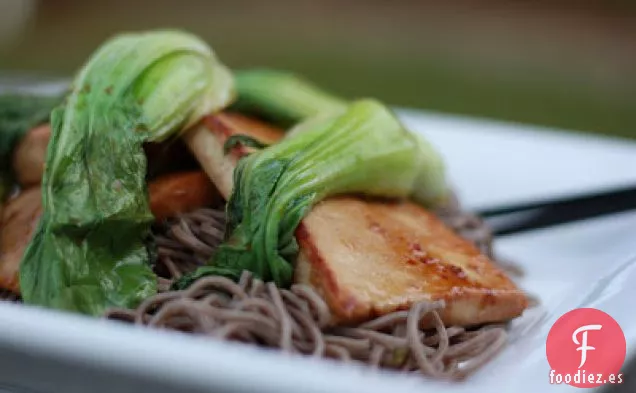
[572,324,602,368]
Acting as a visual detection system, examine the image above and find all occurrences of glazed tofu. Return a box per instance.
[0,187,43,294]
[12,124,50,187]
[183,112,285,199]
[148,171,222,221]
[294,197,528,327]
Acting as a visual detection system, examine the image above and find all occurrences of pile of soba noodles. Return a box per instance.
[101,194,515,380]
[0,192,517,379]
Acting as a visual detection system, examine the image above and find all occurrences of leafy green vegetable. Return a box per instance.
[233,69,347,126]
[409,132,448,206]
[0,93,63,201]
[233,68,448,206]
[223,134,270,154]
[175,99,421,289]
[19,30,234,315]
[388,348,410,368]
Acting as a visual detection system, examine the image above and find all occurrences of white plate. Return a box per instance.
[399,108,636,211]
[0,103,635,393]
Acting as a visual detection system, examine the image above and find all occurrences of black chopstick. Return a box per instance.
[476,185,636,236]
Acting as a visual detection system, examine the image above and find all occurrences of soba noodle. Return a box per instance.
[434,193,524,277]
[2,195,515,379]
[105,271,507,380]
[104,197,512,380]
[152,207,227,282]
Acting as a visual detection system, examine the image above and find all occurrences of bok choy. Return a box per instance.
[19,30,234,315]
[234,69,449,207]
[233,69,347,126]
[176,99,421,288]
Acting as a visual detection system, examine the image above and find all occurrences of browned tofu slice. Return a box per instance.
[12,124,50,187]
[294,197,528,327]
[182,112,285,199]
[148,171,222,221]
[0,187,42,294]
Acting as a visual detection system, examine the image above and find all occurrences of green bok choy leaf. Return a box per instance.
[233,69,347,126]
[175,99,421,289]
[19,30,234,315]
[234,69,448,207]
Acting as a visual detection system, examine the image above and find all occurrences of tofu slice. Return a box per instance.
[182,112,285,199]
[12,124,50,187]
[148,171,222,221]
[0,187,42,294]
[294,197,528,327]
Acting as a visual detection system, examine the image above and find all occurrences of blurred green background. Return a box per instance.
[1,0,634,138]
